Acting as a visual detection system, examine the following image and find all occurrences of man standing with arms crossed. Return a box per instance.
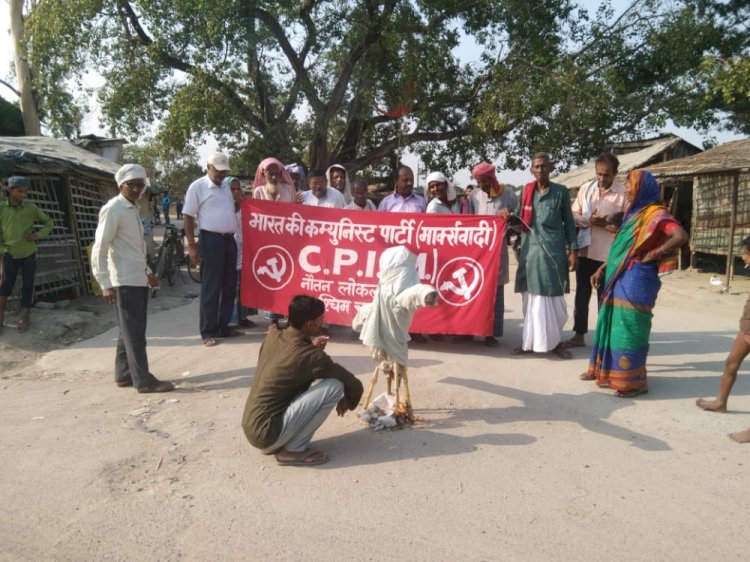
[183,152,239,347]
[563,153,626,349]
[91,164,174,393]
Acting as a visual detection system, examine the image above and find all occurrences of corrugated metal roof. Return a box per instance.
[0,136,119,178]
[646,138,750,178]
[552,136,685,188]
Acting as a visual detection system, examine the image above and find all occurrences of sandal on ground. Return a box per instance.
[614,388,648,398]
[579,373,596,381]
[551,345,573,360]
[17,319,29,333]
[202,338,219,347]
[511,347,533,355]
[137,380,176,394]
[484,336,499,348]
[561,339,585,348]
[116,379,134,388]
[275,450,329,467]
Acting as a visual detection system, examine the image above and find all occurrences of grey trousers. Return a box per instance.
[262,379,345,453]
[114,286,158,389]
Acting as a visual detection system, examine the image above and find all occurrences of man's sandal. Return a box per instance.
[275,450,329,466]
[202,338,218,347]
[579,373,596,381]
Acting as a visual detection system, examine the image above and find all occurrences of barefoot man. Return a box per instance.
[697,236,750,443]
[242,295,363,465]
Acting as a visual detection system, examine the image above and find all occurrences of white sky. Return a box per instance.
[0,2,743,187]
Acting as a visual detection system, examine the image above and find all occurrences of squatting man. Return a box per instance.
[242,295,363,466]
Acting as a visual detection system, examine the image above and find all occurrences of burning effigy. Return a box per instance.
[352,246,438,428]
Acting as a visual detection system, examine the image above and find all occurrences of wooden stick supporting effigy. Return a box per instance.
[393,361,400,410]
[362,365,380,410]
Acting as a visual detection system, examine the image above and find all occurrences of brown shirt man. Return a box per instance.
[242,327,363,449]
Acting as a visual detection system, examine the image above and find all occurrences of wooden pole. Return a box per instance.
[725,173,739,290]
[671,188,682,270]
[362,365,380,410]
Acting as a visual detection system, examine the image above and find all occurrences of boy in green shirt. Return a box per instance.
[0,176,54,332]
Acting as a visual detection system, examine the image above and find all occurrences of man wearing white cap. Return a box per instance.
[183,151,239,346]
[91,164,175,392]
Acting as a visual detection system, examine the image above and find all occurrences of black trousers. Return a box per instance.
[114,286,158,389]
[573,256,604,336]
[199,230,238,340]
[0,252,37,307]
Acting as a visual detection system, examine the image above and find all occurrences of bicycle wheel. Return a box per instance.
[152,246,168,297]
[163,238,178,287]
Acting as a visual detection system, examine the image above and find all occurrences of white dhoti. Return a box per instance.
[521,293,568,352]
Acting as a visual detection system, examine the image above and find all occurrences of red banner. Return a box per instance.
[241,199,505,336]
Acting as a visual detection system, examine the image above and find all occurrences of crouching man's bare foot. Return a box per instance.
[275,449,329,466]
[728,429,750,443]
[696,398,727,413]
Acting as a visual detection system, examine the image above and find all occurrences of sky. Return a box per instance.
[0,1,744,188]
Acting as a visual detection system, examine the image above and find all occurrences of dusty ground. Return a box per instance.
[1,260,749,561]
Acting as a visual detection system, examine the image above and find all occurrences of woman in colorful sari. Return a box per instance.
[579,170,688,397]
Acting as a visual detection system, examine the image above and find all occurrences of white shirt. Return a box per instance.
[91,194,150,290]
[182,175,236,233]
[345,199,377,211]
[300,187,346,208]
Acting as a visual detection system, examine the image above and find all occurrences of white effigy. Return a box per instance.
[352,246,437,425]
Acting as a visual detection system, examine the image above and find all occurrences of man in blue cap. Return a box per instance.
[0,176,54,333]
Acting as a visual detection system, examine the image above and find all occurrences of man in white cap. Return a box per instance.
[0,175,54,333]
[91,164,174,392]
[183,151,240,346]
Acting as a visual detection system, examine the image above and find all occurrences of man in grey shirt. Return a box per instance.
[467,162,519,347]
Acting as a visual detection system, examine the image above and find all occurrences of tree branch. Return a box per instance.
[0,78,21,98]
[252,6,324,113]
[324,1,397,124]
[347,127,470,172]
[115,0,268,132]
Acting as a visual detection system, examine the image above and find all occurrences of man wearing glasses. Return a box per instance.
[91,164,175,393]
[182,151,239,346]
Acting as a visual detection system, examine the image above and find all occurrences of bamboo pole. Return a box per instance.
[725,173,740,290]
[362,365,380,410]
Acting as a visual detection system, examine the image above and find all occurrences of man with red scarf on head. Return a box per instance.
[513,153,578,360]
[465,162,519,347]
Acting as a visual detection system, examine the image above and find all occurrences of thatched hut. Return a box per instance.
[0,136,119,302]
[646,138,750,288]
[553,134,702,193]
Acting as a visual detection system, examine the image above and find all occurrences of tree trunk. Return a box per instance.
[308,131,329,171]
[10,0,41,136]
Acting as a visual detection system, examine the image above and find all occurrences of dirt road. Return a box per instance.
[1,268,748,561]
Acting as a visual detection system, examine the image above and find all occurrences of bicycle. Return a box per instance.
[151,223,185,297]
[183,230,201,284]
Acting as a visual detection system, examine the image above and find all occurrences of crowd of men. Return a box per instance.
[6,148,749,465]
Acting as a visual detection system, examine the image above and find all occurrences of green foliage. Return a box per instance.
[0,98,25,136]
[122,140,202,198]
[23,0,750,176]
